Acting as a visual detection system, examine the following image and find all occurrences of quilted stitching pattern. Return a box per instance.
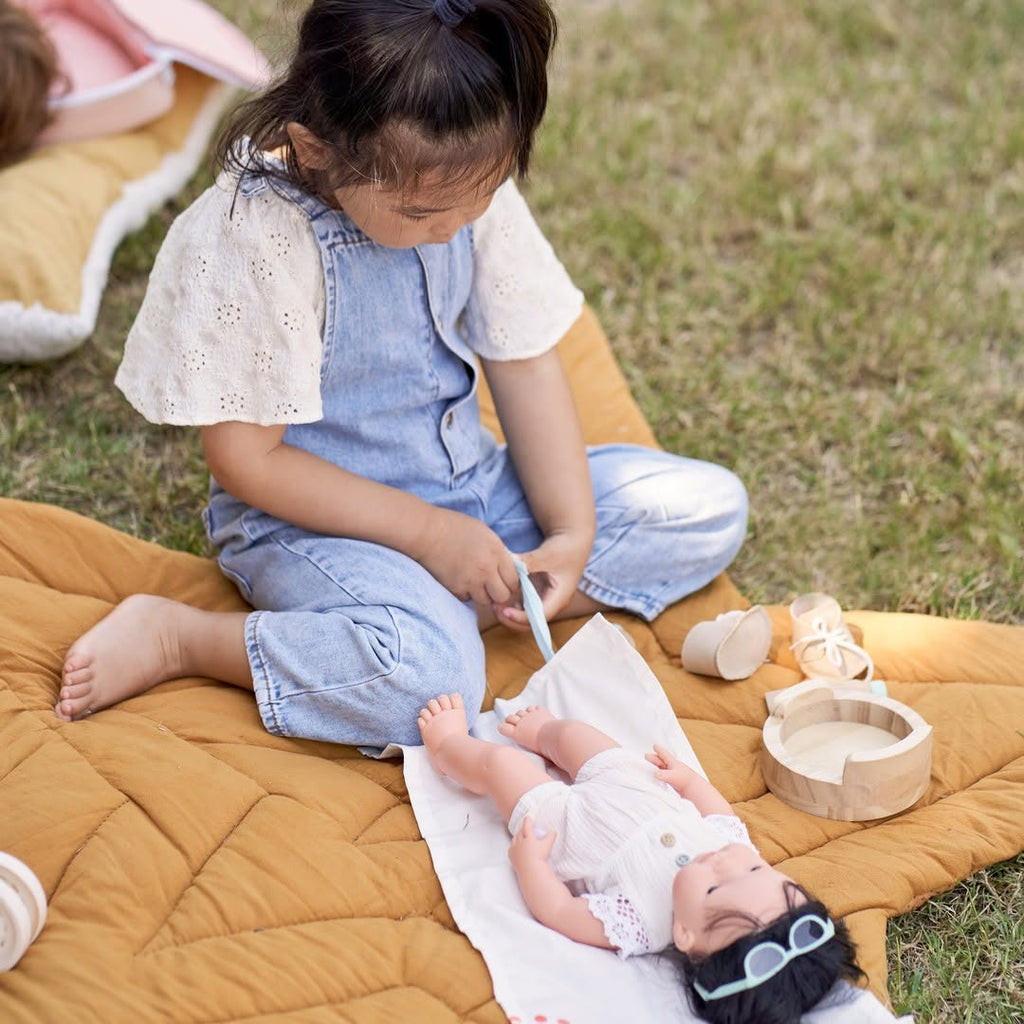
[2,311,1023,1020]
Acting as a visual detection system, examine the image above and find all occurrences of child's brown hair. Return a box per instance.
[0,1,60,169]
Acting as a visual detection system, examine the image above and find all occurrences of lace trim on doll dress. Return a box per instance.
[704,814,757,850]
[583,892,652,958]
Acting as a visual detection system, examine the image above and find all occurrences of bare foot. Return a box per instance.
[417,693,469,772]
[498,705,557,753]
[57,595,207,721]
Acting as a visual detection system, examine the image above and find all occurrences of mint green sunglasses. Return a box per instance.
[693,913,836,1002]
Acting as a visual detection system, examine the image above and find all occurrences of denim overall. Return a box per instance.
[205,173,748,749]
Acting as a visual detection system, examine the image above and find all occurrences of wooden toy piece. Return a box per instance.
[761,686,932,821]
[0,852,47,971]
[764,676,887,716]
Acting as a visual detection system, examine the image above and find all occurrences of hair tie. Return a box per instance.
[433,0,476,29]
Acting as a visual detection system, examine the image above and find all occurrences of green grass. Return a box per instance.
[2,1,1021,1019]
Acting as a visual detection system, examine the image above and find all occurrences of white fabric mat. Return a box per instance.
[401,615,910,1023]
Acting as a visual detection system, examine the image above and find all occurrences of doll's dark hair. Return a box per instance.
[215,0,557,200]
[669,885,864,1024]
[0,0,60,169]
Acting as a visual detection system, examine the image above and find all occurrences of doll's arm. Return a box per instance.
[645,745,734,816]
[509,817,615,950]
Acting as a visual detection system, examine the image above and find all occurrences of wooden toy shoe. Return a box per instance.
[789,593,874,683]
[681,605,772,680]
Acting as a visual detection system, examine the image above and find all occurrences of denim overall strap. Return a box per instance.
[230,166,498,509]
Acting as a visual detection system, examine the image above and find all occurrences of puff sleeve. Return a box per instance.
[115,178,326,425]
[462,178,584,360]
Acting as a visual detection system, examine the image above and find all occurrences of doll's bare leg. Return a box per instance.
[418,694,553,822]
[56,595,251,721]
[499,706,619,781]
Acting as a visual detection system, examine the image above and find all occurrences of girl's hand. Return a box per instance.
[646,744,701,789]
[415,508,520,606]
[508,815,557,872]
[494,530,592,631]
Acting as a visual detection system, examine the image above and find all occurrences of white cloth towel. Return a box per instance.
[401,615,910,1024]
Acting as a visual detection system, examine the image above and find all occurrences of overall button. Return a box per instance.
[659,833,676,848]
[675,853,691,867]
[445,412,455,429]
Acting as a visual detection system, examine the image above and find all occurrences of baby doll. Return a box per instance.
[418,694,863,1024]
[0,0,59,168]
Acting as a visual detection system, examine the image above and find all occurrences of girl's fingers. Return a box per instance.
[485,576,514,606]
[498,605,531,630]
[499,554,522,594]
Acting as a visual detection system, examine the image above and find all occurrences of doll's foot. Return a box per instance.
[498,705,557,754]
[56,595,193,721]
[417,694,470,771]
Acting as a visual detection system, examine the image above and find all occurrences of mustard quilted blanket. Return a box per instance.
[1,310,1023,1021]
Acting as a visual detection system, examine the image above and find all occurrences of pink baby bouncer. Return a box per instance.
[19,0,269,145]
[0,0,269,363]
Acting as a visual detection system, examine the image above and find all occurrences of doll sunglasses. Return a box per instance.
[693,913,836,1001]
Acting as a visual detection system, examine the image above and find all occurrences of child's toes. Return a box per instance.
[55,693,90,721]
[58,687,92,721]
[62,663,94,688]
[61,679,91,698]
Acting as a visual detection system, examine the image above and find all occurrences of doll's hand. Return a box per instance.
[494,530,591,632]
[647,745,734,814]
[508,815,557,872]
[646,745,702,790]
[414,508,520,606]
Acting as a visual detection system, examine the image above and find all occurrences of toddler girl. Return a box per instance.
[57,0,748,749]
[418,693,863,1024]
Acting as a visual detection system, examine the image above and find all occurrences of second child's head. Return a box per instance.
[219,0,557,247]
[0,0,60,169]
[668,844,862,1023]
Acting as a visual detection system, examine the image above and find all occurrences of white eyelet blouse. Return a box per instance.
[114,176,584,426]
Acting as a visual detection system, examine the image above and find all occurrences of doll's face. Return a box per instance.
[670,844,803,955]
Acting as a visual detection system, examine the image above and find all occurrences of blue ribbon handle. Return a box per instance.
[512,558,556,662]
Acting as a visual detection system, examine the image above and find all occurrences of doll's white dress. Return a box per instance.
[507,747,754,956]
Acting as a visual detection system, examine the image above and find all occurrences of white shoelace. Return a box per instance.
[790,616,875,683]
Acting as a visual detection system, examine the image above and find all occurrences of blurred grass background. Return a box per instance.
[1,1,1021,1019]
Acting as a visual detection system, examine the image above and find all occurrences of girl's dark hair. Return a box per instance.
[215,0,557,199]
[668,886,864,1024]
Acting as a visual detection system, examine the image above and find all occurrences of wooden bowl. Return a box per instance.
[761,683,932,821]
